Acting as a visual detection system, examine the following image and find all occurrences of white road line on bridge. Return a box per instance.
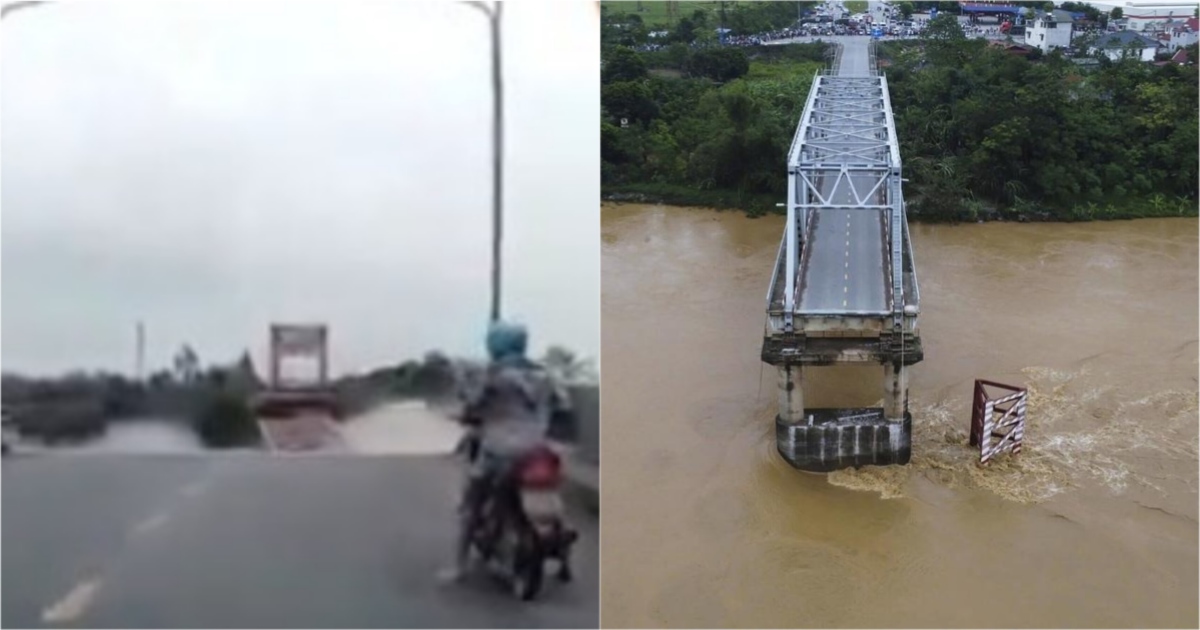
[179,479,209,498]
[41,577,102,624]
[257,419,279,452]
[131,511,171,536]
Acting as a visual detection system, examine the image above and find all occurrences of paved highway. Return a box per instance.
[797,36,889,314]
[836,35,873,76]
[2,454,598,628]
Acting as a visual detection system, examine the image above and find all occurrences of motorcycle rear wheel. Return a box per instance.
[510,537,545,601]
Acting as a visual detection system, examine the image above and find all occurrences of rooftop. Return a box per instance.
[1093,30,1162,48]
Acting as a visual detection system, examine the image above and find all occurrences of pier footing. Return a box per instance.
[776,408,912,472]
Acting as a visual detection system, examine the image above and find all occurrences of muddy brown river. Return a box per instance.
[601,203,1198,629]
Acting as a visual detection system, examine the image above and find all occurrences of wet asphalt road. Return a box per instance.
[2,454,598,628]
[797,37,888,314]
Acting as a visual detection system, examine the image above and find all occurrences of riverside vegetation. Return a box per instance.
[601,6,1198,221]
[2,345,593,448]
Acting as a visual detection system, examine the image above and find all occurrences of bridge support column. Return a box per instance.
[884,362,908,422]
[777,365,805,424]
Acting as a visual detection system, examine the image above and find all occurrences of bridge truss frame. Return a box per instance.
[763,41,925,472]
[775,43,919,335]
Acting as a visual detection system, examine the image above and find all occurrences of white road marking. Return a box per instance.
[257,420,278,452]
[179,480,208,498]
[42,578,101,623]
[131,512,170,536]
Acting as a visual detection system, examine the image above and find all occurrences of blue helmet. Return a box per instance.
[486,320,528,361]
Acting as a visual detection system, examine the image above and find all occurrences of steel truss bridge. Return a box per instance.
[761,37,924,472]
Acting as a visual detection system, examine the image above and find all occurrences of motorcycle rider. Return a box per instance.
[438,320,564,584]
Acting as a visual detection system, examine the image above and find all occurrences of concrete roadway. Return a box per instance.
[2,454,598,629]
[835,35,874,76]
[797,36,889,314]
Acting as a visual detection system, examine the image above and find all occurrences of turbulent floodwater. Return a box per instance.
[601,203,1198,629]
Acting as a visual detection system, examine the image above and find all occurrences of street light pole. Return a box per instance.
[1,1,47,19]
[462,1,504,323]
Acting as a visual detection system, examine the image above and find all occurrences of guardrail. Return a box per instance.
[824,41,843,75]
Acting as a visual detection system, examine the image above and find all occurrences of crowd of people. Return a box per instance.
[629,7,993,53]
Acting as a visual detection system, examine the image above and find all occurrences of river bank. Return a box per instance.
[602,188,1200,223]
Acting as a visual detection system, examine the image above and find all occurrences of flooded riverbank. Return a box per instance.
[601,203,1198,628]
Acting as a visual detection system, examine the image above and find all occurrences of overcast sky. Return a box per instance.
[1,0,599,378]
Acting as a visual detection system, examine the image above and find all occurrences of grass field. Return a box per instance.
[745,58,824,81]
[601,1,743,27]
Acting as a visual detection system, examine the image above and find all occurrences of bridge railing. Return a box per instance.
[820,41,842,75]
[766,228,786,311]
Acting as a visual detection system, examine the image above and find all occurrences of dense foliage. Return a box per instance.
[601,1,819,40]
[602,11,1198,222]
[882,16,1198,221]
[602,42,830,215]
[193,393,258,448]
[3,343,595,445]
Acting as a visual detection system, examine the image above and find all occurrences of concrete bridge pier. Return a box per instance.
[883,362,908,422]
[777,365,805,424]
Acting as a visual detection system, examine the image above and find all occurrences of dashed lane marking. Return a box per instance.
[179,479,208,498]
[131,512,170,537]
[42,578,102,624]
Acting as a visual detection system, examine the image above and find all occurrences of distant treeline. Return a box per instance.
[601,8,1198,222]
[602,4,832,216]
[3,344,596,447]
[881,17,1198,221]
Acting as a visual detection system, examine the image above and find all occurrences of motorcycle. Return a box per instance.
[456,431,578,600]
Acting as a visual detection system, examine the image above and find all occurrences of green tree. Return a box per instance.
[686,47,750,82]
[173,344,200,384]
[921,13,968,66]
[602,80,660,124]
[193,392,257,448]
[1110,7,1123,20]
[603,46,648,83]
[671,17,697,43]
[898,1,914,19]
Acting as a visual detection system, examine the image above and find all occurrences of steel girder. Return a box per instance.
[775,63,914,330]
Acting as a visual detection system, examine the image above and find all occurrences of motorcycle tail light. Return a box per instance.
[519,452,562,488]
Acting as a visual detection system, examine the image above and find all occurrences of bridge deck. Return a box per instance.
[768,37,920,328]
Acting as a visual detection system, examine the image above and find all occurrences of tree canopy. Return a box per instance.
[601,42,829,215]
[602,16,1198,223]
